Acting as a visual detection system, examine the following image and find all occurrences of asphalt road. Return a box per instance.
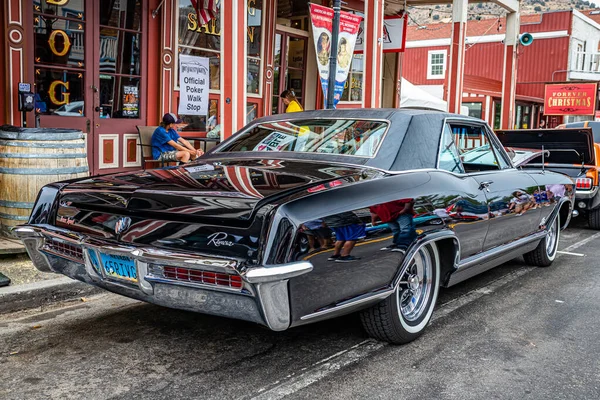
[1,219,600,400]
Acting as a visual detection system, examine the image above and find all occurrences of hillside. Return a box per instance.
[407,0,597,25]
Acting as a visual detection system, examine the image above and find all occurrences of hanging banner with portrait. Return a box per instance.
[309,4,363,107]
[178,54,210,116]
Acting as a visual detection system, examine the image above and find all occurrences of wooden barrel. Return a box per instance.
[0,128,89,236]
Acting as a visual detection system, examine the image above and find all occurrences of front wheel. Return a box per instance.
[524,214,560,267]
[360,243,440,344]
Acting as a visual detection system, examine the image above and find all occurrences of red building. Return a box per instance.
[403,9,600,129]
[0,0,389,175]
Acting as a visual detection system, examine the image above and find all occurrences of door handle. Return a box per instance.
[95,106,101,112]
[478,181,493,192]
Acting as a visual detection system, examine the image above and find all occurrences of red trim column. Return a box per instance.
[221,0,247,138]
[363,0,383,108]
[447,0,467,114]
[160,0,176,117]
[261,0,276,116]
[500,11,520,130]
[4,1,29,126]
[146,0,162,125]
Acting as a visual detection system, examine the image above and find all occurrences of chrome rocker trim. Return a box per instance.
[13,225,313,332]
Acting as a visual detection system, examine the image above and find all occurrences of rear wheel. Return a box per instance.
[524,214,559,267]
[360,243,440,344]
[588,208,600,230]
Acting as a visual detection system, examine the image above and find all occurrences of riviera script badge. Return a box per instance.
[207,232,235,247]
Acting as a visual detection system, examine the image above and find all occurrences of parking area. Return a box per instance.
[1,219,599,400]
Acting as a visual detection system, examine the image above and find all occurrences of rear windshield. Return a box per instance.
[217,119,388,158]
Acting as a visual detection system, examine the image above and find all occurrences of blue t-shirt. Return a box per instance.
[151,126,181,160]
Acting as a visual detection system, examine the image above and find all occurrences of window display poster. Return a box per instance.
[309,3,362,107]
[122,86,139,117]
[178,54,210,116]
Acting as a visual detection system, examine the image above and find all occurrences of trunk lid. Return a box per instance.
[496,128,596,167]
[53,159,381,258]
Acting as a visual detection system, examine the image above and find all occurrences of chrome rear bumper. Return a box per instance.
[14,225,313,331]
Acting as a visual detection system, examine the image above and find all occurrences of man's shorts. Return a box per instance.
[157,150,178,162]
[333,224,366,241]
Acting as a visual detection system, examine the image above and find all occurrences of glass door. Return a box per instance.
[272,31,307,115]
[91,0,146,173]
[34,0,94,149]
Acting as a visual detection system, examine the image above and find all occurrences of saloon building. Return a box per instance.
[2,0,530,176]
[1,0,401,175]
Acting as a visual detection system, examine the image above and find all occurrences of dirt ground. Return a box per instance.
[0,254,56,286]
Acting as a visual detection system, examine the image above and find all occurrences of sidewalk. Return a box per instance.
[0,251,100,314]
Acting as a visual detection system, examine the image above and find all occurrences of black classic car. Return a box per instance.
[15,109,574,344]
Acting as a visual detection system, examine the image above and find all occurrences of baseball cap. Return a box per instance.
[162,112,183,124]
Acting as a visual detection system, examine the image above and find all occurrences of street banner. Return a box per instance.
[309,4,363,106]
[544,83,598,116]
[178,54,210,116]
[355,14,408,53]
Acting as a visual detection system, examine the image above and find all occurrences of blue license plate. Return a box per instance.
[100,253,137,282]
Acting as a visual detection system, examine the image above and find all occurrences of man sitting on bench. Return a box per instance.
[151,113,204,163]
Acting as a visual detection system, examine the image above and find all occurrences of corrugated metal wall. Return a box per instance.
[403,46,448,85]
[401,11,573,98]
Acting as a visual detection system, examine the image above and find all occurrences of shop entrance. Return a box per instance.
[272,31,308,115]
[34,0,147,174]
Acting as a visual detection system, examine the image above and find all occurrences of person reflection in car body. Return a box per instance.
[370,199,417,254]
[323,211,366,263]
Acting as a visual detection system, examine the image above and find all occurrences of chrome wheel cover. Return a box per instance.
[398,247,433,322]
[546,217,558,256]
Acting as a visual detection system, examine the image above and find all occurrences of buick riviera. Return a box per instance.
[15,109,574,344]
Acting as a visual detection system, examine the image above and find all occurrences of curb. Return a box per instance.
[0,277,103,315]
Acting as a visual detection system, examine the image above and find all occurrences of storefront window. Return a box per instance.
[341,55,363,102]
[248,0,263,95]
[494,101,501,130]
[247,102,258,123]
[177,1,222,131]
[178,1,221,90]
[464,102,483,120]
[98,0,143,118]
[33,0,86,116]
[515,104,531,129]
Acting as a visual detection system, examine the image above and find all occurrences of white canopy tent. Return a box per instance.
[400,78,469,115]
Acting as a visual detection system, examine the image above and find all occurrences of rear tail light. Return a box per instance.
[43,237,84,263]
[576,178,593,190]
[162,266,243,290]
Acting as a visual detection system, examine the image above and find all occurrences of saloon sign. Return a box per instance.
[544,83,598,116]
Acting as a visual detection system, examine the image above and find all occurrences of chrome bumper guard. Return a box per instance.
[13,225,313,331]
[575,186,598,200]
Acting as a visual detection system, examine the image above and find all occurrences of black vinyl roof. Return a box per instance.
[216,108,478,172]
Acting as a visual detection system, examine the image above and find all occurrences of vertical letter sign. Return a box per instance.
[178,54,210,116]
[309,4,362,107]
